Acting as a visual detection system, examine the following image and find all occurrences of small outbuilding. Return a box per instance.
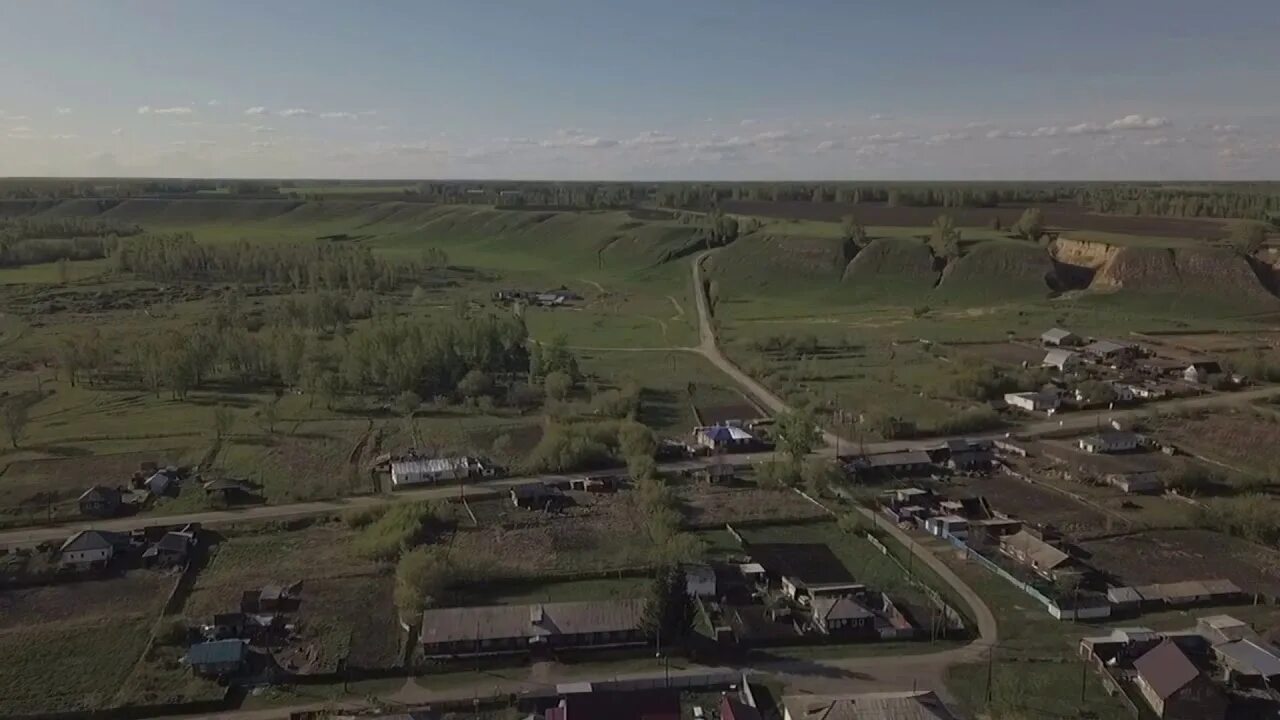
[1041,328,1081,347]
[1184,361,1224,384]
[1043,349,1081,372]
[1078,431,1142,454]
[79,485,123,518]
[184,639,249,677]
[510,482,565,510]
[1004,391,1060,413]
[59,530,122,569]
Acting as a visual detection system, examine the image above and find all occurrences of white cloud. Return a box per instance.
[986,129,1027,139]
[1049,147,1071,157]
[965,120,995,129]
[739,119,758,127]
[860,131,916,144]
[1105,114,1170,131]
[278,108,312,117]
[1064,122,1106,136]
[111,127,124,136]
[48,133,78,140]
[927,132,971,144]
[55,107,72,116]
[815,139,840,152]
[319,111,357,119]
[244,106,268,115]
[626,131,678,146]
[249,125,274,134]
[1143,137,1170,146]
[1210,124,1240,134]
[540,128,619,149]
[9,126,32,134]
[250,141,274,150]
[207,100,220,107]
[139,105,194,115]
[1030,126,1060,138]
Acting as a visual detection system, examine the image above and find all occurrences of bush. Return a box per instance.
[394,546,453,618]
[1196,495,1280,547]
[930,407,1005,435]
[520,421,617,474]
[353,502,443,561]
[155,618,188,646]
[342,505,388,529]
[544,371,573,402]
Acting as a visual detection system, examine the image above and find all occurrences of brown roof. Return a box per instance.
[1133,640,1202,700]
[812,595,873,623]
[1000,530,1071,571]
[421,599,645,646]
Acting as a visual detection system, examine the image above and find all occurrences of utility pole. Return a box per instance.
[1080,654,1088,703]
[985,645,995,703]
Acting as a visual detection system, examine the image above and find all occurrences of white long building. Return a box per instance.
[390,457,490,487]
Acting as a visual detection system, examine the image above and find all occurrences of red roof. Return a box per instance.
[1134,640,1201,700]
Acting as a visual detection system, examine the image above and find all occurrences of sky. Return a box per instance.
[1,1,1278,180]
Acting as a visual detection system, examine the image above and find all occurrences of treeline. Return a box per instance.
[113,233,447,291]
[0,217,144,267]
[1079,187,1280,222]
[56,312,531,403]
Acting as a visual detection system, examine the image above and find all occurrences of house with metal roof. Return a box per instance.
[1078,430,1142,454]
[1043,349,1081,372]
[1083,339,1137,363]
[1040,328,1081,346]
[998,530,1078,581]
[390,456,491,487]
[1132,640,1227,720]
[1003,390,1060,413]
[78,485,123,518]
[184,639,249,677]
[810,595,873,637]
[420,599,646,657]
[693,424,757,451]
[59,530,127,569]
[1215,638,1280,687]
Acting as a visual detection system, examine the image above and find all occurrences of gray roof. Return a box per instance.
[59,530,121,554]
[782,691,956,720]
[860,450,932,468]
[1084,339,1131,356]
[185,639,248,666]
[79,485,121,502]
[813,595,873,623]
[391,457,474,476]
[1043,349,1078,367]
[1134,640,1202,700]
[421,599,644,646]
[1041,328,1078,343]
[1000,530,1071,570]
[1217,639,1280,677]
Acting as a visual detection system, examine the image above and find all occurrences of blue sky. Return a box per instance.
[1,1,1278,179]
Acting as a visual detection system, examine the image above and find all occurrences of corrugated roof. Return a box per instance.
[1001,530,1071,570]
[862,450,932,468]
[1042,328,1076,342]
[185,639,247,666]
[1218,639,1280,677]
[1043,349,1077,366]
[812,595,873,623]
[1133,640,1201,700]
[391,457,472,475]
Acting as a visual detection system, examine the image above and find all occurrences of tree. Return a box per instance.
[618,420,657,461]
[1229,220,1267,256]
[801,457,844,498]
[775,410,822,466]
[457,369,492,400]
[930,214,961,259]
[394,546,453,620]
[1075,380,1117,406]
[544,370,572,402]
[1,394,33,449]
[255,398,279,435]
[394,390,422,418]
[212,405,234,441]
[1012,208,1045,242]
[840,214,868,262]
[640,565,695,645]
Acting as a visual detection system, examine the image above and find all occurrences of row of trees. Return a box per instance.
[113,233,447,293]
[54,312,532,404]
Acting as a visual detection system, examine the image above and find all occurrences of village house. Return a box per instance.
[510,482,566,510]
[145,468,180,496]
[1078,430,1142,454]
[1042,349,1081,373]
[78,485,123,517]
[941,439,993,472]
[1108,472,1164,494]
[1198,614,1255,645]
[1083,339,1138,365]
[720,695,763,720]
[924,515,969,541]
[203,478,254,504]
[1078,626,1162,663]
[693,424,757,452]
[143,529,195,567]
[782,690,957,720]
[1214,638,1280,688]
[389,456,494,487]
[59,529,126,569]
[420,599,646,657]
[810,595,874,637]
[848,450,934,479]
[1184,361,1224,384]
[998,530,1078,581]
[1003,390,1060,413]
[1040,328,1081,347]
[1132,640,1228,720]
[184,639,249,678]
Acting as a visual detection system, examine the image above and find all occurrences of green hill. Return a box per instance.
[935,240,1055,303]
[840,237,939,302]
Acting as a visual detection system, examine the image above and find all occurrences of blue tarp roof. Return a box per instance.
[185,639,247,665]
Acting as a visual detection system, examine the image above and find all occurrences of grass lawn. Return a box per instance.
[0,618,155,715]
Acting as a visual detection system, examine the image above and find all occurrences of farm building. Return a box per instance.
[1198,615,1255,645]
[782,691,956,720]
[78,485,123,517]
[1041,328,1081,347]
[184,639,249,678]
[1111,579,1244,610]
[58,529,125,569]
[942,439,993,471]
[1004,391,1060,412]
[693,424,757,451]
[1108,472,1164,494]
[1042,349,1081,372]
[1083,339,1137,364]
[1132,640,1228,720]
[998,530,1077,581]
[1078,627,1162,662]
[420,600,646,657]
[143,529,195,567]
[1184,361,1224,384]
[145,469,179,496]
[1214,638,1280,687]
[1078,431,1142,454]
[924,515,969,541]
[389,456,494,487]
[848,450,933,479]
[810,595,874,637]
[510,482,565,510]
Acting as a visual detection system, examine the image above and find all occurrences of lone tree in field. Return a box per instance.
[775,410,822,467]
[1230,220,1268,257]
[543,370,572,402]
[640,565,695,645]
[930,214,962,260]
[840,214,868,263]
[212,405,234,441]
[1,394,33,449]
[1012,207,1045,242]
